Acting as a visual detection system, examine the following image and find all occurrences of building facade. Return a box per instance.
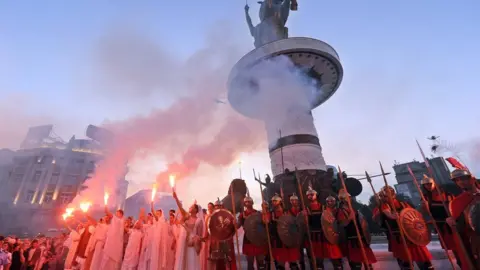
[393,157,453,205]
[0,125,128,235]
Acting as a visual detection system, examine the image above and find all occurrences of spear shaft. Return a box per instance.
[406,165,456,269]
[415,140,475,269]
[379,161,414,270]
[338,166,369,268]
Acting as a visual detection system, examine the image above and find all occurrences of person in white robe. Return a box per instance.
[166,209,178,269]
[150,203,168,270]
[121,221,144,270]
[201,202,214,270]
[101,207,125,270]
[138,214,154,270]
[89,216,110,270]
[65,224,84,270]
[172,191,204,270]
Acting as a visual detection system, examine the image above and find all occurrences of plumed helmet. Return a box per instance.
[290,193,299,201]
[421,174,434,185]
[214,197,223,206]
[380,185,396,197]
[451,169,472,180]
[244,196,254,203]
[326,196,337,203]
[338,188,350,200]
[306,186,317,196]
[271,193,283,202]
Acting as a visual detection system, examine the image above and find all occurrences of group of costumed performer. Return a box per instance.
[238,179,378,270]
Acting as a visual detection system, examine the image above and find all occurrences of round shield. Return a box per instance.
[244,212,268,246]
[277,215,303,248]
[466,200,480,234]
[207,209,236,241]
[321,210,340,244]
[399,208,431,246]
[358,212,371,245]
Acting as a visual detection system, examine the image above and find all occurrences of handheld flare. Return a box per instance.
[79,202,92,213]
[151,184,157,202]
[104,192,109,206]
[169,174,176,190]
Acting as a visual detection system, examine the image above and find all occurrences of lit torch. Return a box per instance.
[151,184,157,202]
[79,202,92,213]
[66,208,74,216]
[104,192,109,206]
[169,174,176,191]
[62,213,68,221]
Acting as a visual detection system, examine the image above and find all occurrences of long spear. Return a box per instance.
[415,140,475,269]
[254,169,274,267]
[379,161,414,270]
[338,166,370,268]
[294,167,317,270]
[230,185,241,270]
[406,165,456,269]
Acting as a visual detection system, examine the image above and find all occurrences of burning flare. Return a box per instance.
[169,174,176,189]
[151,184,157,202]
[104,192,109,205]
[62,207,75,221]
[79,202,92,213]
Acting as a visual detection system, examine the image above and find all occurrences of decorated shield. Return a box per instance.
[321,210,340,244]
[466,200,480,234]
[244,212,268,246]
[399,208,431,246]
[358,212,371,245]
[208,209,236,241]
[277,215,303,248]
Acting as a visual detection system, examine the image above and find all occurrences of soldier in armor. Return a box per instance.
[305,187,343,270]
[238,196,267,270]
[337,189,376,270]
[289,194,307,270]
[373,186,434,270]
[446,169,480,269]
[204,198,237,270]
[420,175,462,268]
[265,193,300,269]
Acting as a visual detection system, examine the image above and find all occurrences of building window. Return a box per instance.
[65,175,77,184]
[26,190,34,202]
[60,193,71,204]
[31,171,41,182]
[13,174,23,182]
[50,174,60,184]
[44,192,53,203]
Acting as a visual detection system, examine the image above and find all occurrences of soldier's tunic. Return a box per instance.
[268,209,300,263]
[373,200,432,263]
[239,209,267,256]
[337,207,377,265]
[207,233,236,270]
[424,190,456,250]
[449,191,480,269]
[307,202,343,259]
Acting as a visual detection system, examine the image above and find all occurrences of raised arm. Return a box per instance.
[244,4,255,37]
[150,202,159,221]
[172,191,188,218]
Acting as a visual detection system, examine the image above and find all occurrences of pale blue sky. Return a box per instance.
[1,1,479,203]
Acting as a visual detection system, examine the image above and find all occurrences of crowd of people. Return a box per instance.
[0,233,69,270]
[0,165,478,270]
